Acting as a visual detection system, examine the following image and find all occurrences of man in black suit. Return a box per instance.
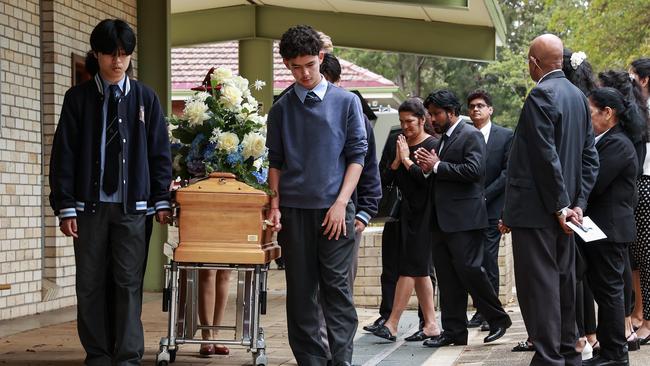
[465,90,514,331]
[501,34,599,366]
[415,90,511,348]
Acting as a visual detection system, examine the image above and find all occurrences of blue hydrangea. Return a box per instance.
[226,146,244,165]
[203,143,216,160]
[252,167,268,184]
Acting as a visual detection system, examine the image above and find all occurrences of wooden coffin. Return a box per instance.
[174,172,280,264]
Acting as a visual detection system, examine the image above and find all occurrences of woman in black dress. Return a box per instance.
[373,99,440,341]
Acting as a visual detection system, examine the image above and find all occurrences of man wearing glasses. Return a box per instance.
[465,90,513,332]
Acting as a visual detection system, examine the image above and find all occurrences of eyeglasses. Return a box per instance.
[527,55,541,69]
[468,103,488,110]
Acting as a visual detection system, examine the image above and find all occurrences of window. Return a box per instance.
[71,53,91,86]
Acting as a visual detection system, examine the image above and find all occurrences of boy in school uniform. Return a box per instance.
[266,25,368,366]
[49,19,171,365]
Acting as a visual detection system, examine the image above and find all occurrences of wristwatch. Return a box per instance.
[555,207,568,217]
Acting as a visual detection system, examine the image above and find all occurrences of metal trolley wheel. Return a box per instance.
[252,348,267,366]
[158,261,269,365]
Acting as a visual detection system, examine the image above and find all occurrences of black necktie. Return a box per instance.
[439,133,449,153]
[305,91,320,103]
[103,85,121,195]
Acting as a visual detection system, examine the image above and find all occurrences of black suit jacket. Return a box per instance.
[483,123,513,221]
[586,125,638,243]
[504,70,599,228]
[433,121,489,232]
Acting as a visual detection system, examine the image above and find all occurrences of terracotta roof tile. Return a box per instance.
[172,41,396,90]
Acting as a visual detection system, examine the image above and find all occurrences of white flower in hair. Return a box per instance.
[570,51,587,70]
[254,80,266,90]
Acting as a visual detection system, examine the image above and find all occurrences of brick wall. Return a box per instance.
[0,0,44,320]
[353,226,515,311]
[0,0,137,321]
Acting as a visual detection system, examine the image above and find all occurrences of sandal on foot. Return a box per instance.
[199,343,215,356]
[214,344,230,355]
[627,332,641,351]
[372,324,397,342]
[512,340,534,352]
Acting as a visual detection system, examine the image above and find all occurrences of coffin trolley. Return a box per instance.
[156,173,281,366]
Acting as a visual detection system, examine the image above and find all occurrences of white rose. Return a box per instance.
[253,158,263,170]
[194,91,210,102]
[217,132,240,153]
[210,67,233,85]
[220,84,243,110]
[183,100,210,126]
[242,102,257,113]
[232,75,249,93]
[241,132,266,159]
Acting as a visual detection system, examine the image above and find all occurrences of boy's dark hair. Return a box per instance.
[85,19,136,76]
[279,25,323,60]
[466,89,493,107]
[320,53,341,83]
[424,90,461,116]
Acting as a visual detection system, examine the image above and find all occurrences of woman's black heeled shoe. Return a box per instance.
[640,333,650,346]
[627,332,641,351]
[372,324,396,342]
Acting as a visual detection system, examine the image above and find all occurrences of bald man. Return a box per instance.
[501,34,599,366]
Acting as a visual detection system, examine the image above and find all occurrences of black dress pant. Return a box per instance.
[575,242,597,336]
[623,249,634,316]
[583,241,628,361]
[432,227,510,341]
[278,205,358,366]
[512,227,580,366]
[74,203,146,366]
[482,221,502,293]
[379,221,400,320]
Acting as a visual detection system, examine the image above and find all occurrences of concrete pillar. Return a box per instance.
[137,0,171,291]
[238,39,274,114]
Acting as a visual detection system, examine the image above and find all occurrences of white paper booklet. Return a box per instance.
[566,216,607,242]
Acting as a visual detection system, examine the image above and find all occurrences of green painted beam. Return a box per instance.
[171,5,498,61]
[172,5,254,47]
[485,0,507,46]
[239,39,274,114]
[365,0,468,8]
[137,0,171,292]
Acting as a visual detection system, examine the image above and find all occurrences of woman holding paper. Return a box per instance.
[580,87,643,365]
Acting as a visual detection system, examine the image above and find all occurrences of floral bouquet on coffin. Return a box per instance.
[168,67,269,192]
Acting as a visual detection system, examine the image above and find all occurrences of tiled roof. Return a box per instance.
[172,41,396,90]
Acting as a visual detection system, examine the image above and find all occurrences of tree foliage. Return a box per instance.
[335,0,649,129]
[548,0,650,70]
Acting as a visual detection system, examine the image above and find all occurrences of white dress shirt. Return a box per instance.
[433,118,463,173]
[479,121,492,144]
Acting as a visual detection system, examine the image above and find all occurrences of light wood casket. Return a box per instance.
[174,172,280,264]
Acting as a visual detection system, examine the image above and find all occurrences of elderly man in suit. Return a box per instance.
[414,90,511,348]
[500,34,599,366]
[465,90,514,331]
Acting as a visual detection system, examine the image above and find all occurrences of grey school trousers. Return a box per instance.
[74,203,146,366]
[278,204,358,366]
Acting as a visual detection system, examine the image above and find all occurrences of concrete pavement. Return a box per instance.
[1,269,649,365]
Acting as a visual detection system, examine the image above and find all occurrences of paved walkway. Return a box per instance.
[1,269,649,365]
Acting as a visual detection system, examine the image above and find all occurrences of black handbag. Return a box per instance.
[375,182,402,222]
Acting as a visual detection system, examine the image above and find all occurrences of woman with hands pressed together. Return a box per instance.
[372,99,441,342]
